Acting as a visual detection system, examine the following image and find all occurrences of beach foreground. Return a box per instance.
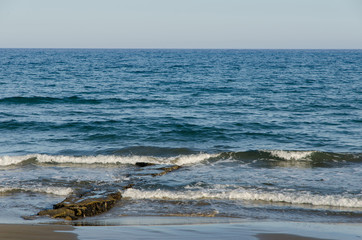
[1,219,361,240]
[0,224,76,240]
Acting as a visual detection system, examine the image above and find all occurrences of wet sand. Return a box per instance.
[1,219,360,240]
[70,218,361,240]
[257,233,328,240]
[0,224,327,240]
[0,224,76,240]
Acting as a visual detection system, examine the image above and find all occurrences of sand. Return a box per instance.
[257,233,328,240]
[0,224,327,240]
[0,224,76,240]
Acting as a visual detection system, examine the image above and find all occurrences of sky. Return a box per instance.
[0,0,361,49]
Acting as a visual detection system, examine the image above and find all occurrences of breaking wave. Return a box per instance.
[219,150,362,166]
[0,153,217,166]
[0,186,72,196]
[0,149,360,167]
[123,188,362,208]
[266,150,315,160]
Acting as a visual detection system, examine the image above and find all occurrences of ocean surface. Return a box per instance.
[0,49,361,224]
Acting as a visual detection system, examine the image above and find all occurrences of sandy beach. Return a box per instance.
[0,224,76,240]
[0,224,325,240]
[256,234,328,240]
[1,219,360,240]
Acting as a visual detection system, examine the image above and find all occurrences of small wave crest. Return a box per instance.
[0,96,101,105]
[266,150,316,161]
[0,155,34,166]
[220,150,362,167]
[0,186,72,196]
[123,188,362,208]
[220,150,317,162]
[0,153,217,166]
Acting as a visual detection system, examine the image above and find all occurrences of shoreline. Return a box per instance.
[1,218,361,240]
[256,233,328,240]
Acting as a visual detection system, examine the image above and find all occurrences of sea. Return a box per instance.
[0,49,361,224]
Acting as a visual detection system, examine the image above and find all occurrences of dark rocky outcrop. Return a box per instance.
[152,165,181,176]
[38,191,121,220]
[135,162,155,167]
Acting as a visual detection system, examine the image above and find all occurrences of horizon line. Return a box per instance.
[0,47,361,50]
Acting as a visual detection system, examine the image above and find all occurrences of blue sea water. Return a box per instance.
[0,49,361,224]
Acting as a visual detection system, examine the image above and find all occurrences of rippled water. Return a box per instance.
[0,49,361,223]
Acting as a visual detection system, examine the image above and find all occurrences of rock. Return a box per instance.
[38,208,76,219]
[122,183,134,190]
[38,191,121,220]
[135,162,155,167]
[152,165,181,176]
[21,215,38,220]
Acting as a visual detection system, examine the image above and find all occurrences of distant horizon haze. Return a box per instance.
[0,0,361,49]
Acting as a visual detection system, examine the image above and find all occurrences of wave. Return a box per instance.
[0,96,169,105]
[267,150,315,160]
[0,186,72,196]
[1,149,361,167]
[219,150,316,161]
[219,150,362,167]
[0,153,217,166]
[108,146,198,157]
[0,96,102,105]
[123,188,362,208]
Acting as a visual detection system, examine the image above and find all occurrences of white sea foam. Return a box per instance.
[267,150,316,160]
[0,153,217,166]
[170,153,218,165]
[0,155,34,166]
[122,188,362,208]
[0,186,72,196]
[35,154,158,165]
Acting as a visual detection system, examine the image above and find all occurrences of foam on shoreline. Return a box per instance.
[123,188,362,208]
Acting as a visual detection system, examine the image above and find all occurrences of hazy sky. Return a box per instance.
[0,0,361,48]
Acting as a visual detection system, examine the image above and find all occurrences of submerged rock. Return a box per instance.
[152,165,181,176]
[38,191,121,220]
[135,162,155,167]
